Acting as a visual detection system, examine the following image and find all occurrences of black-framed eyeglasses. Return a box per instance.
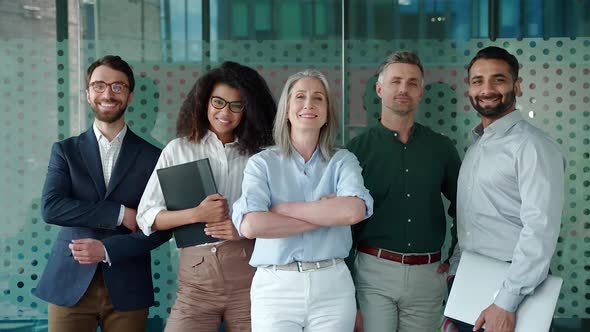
[89,81,129,94]
[210,96,244,113]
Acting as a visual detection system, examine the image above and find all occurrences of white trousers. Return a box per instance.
[250,262,356,332]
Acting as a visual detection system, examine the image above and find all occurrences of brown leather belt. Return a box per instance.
[357,243,441,265]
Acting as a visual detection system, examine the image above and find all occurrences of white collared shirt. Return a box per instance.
[137,131,250,246]
[92,122,127,265]
[92,122,126,225]
[93,122,127,187]
[452,111,565,311]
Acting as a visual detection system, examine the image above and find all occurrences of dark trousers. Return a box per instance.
[450,318,484,332]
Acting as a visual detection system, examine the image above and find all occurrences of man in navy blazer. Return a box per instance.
[34,55,171,332]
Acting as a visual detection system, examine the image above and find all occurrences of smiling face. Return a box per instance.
[468,58,521,120]
[376,62,423,116]
[207,83,244,144]
[287,77,328,134]
[86,65,134,125]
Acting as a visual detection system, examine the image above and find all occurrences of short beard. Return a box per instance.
[91,99,127,123]
[470,90,516,118]
[90,100,128,123]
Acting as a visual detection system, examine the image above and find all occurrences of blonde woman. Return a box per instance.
[232,69,373,332]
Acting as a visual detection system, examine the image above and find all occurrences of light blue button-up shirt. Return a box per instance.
[453,110,566,312]
[232,146,373,267]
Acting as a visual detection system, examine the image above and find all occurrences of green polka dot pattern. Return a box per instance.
[0,38,587,321]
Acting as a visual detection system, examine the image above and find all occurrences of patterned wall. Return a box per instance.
[0,38,588,324]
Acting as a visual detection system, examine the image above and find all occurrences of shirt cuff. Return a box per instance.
[138,207,165,236]
[116,205,125,226]
[494,287,524,312]
[337,191,374,219]
[232,196,272,238]
[103,245,112,266]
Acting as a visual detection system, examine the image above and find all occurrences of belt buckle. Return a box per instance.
[297,261,304,272]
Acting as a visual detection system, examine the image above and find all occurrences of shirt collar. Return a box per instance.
[93,122,127,144]
[374,120,421,141]
[203,130,239,147]
[472,110,523,140]
[292,145,321,164]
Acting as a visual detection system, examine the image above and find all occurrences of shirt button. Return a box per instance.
[406,193,411,198]
[394,133,398,136]
[404,146,407,150]
[407,219,411,223]
[211,247,217,253]
[407,243,411,247]
[405,169,409,172]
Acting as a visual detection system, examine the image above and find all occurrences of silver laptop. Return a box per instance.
[444,251,563,332]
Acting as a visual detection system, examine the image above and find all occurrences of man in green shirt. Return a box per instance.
[347,51,461,332]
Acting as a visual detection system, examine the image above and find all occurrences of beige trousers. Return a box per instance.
[164,239,255,332]
[354,252,447,332]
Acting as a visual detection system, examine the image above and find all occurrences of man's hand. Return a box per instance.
[122,207,138,232]
[436,262,449,273]
[196,194,229,223]
[205,219,241,241]
[354,309,364,332]
[69,239,106,264]
[473,303,515,332]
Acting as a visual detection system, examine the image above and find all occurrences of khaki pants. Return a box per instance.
[354,252,447,332]
[48,269,148,332]
[164,239,255,332]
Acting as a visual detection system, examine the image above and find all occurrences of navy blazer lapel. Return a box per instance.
[105,127,141,197]
[78,128,107,197]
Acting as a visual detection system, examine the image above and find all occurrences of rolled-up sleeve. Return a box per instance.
[335,150,374,219]
[136,149,171,236]
[231,155,272,236]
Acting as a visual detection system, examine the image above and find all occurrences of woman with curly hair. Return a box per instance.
[137,61,276,331]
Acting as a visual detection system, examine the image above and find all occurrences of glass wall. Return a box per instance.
[1,0,588,330]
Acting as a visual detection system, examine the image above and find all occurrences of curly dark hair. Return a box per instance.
[176,61,277,155]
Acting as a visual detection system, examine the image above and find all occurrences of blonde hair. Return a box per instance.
[273,69,338,160]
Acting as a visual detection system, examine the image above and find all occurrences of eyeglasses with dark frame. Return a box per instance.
[89,81,129,94]
[210,96,245,113]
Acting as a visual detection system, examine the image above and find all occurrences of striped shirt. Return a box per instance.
[137,131,250,240]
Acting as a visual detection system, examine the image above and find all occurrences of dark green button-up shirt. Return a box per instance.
[346,121,461,258]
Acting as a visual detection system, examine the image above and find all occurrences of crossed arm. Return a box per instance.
[236,152,371,240]
[240,195,366,239]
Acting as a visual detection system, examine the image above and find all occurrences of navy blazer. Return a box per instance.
[34,127,172,311]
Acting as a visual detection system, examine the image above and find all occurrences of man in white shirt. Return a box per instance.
[450,46,566,332]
